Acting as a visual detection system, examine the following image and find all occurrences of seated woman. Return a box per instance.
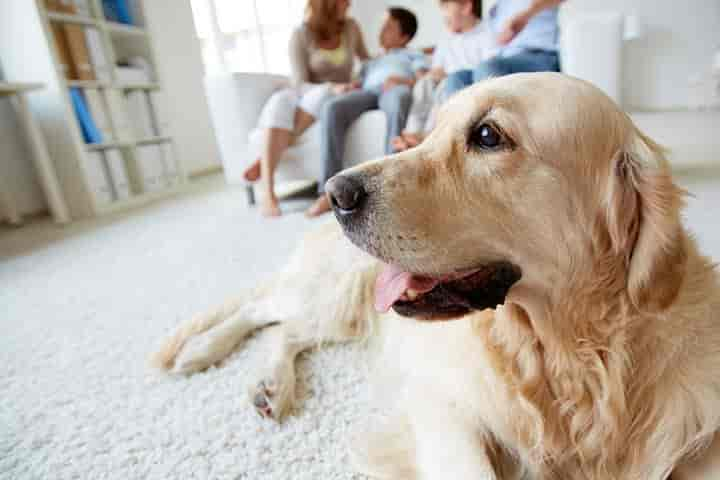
[244,0,369,217]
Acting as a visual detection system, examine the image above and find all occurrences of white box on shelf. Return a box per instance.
[116,66,150,85]
[126,90,155,138]
[105,89,133,141]
[84,28,112,83]
[105,149,132,199]
[149,91,171,136]
[83,151,115,205]
[136,144,166,192]
[84,88,114,141]
[160,142,180,185]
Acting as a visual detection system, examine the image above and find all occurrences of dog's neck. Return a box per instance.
[483,237,719,478]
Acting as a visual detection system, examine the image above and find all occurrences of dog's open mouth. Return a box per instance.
[374,262,522,320]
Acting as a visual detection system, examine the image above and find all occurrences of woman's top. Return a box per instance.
[288,18,369,86]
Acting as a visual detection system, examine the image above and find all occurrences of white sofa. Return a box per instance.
[205,12,628,186]
[205,72,386,186]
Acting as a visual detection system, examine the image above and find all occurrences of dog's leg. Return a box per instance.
[170,298,283,375]
[410,399,498,480]
[349,414,418,480]
[248,324,315,420]
[152,281,288,374]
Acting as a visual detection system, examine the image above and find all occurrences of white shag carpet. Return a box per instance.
[2,176,719,480]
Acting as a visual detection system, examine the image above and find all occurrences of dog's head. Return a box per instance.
[327,73,687,321]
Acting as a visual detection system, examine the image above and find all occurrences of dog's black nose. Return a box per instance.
[325,175,366,214]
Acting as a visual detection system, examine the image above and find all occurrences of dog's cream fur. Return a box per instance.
[153,73,720,479]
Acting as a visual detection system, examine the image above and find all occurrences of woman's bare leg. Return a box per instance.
[293,108,316,138]
[261,127,292,217]
[253,108,317,217]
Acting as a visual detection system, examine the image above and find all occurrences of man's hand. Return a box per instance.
[382,76,413,92]
[498,0,564,45]
[497,11,531,45]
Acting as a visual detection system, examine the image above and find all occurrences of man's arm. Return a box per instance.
[497,0,565,45]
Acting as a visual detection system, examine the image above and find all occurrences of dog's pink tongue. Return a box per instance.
[374,264,438,313]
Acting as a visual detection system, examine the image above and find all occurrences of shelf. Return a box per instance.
[86,140,134,151]
[47,12,98,26]
[118,83,160,91]
[66,80,111,88]
[104,22,147,37]
[0,82,44,94]
[136,136,172,145]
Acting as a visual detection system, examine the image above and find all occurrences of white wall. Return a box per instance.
[567,0,720,110]
[352,0,720,110]
[144,0,221,175]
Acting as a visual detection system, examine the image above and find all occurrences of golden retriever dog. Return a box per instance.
[152,73,720,479]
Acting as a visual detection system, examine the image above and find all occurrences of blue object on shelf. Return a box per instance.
[116,0,134,25]
[103,0,134,25]
[102,0,119,22]
[69,88,103,144]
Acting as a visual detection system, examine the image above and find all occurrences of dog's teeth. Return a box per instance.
[406,289,419,300]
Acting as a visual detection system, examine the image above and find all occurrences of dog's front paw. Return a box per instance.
[249,368,295,421]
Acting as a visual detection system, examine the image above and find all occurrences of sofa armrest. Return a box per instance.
[204,72,289,183]
[559,10,624,105]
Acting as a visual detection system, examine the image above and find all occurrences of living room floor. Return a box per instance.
[2,172,719,479]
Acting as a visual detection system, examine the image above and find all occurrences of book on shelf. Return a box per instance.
[84,28,112,83]
[136,144,166,192]
[105,149,132,199]
[50,23,77,80]
[69,87,102,144]
[45,0,90,16]
[125,90,155,138]
[102,0,134,25]
[84,152,115,205]
[105,90,134,141]
[84,89,114,141]
[149,91,171,136]
[63,23,95,81]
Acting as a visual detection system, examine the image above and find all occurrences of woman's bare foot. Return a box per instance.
[305,195,331,217]
[243,159,261,182]
[261,195,282,217]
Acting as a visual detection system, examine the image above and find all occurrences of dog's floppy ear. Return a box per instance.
[605,131,687,312]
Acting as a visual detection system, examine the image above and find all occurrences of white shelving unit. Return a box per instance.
[0,0,186,221]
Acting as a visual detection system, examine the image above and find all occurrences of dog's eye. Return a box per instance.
[468,123,505,151]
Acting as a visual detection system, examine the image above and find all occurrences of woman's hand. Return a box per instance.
[333,81,361,94]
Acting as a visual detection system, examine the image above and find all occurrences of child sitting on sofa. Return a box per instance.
[393,0,490,151]
[306,6,428,216]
